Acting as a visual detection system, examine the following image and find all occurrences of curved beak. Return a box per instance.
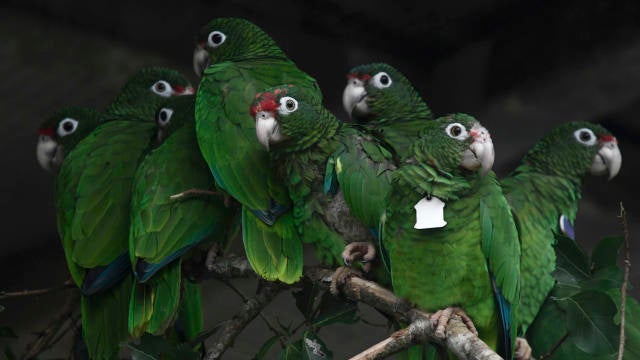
[342,77,369,118]
[37,134,63,172]
[460,123,495,175]
[255,111,282,150]
[590,136,621,180]
[193,44,210,78]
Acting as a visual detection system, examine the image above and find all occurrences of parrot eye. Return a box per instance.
[151,80,173,97]
[57,118,79,137]
[573,128,597,146]
[156,108,174,127]
[278,96,298,115]
[445,122,468,140]
[371,72,392,89]
[207,31,226,48]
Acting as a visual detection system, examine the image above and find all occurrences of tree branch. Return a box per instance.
[202,258,502,359]
[617,202,630,360]
[0,279,74,300]
[204,280,283,360]
[21,291,80,360]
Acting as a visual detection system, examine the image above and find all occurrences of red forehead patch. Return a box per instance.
[38,127,55,137]
[250,92,279,117]
[347,72,371,82]
[599,134,617,143]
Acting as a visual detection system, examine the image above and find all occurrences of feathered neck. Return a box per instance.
[396,159,476,202]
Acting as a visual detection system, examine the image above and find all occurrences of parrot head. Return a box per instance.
[153,95,195,144]
[36,107,103,172]
[342,63,430,122]
[251,85,326,151]
[193,18,285,77]
[107,67,194,120]
[412,113,495,176]
[522,121,621,180]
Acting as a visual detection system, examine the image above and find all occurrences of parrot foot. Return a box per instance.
[515,337,532,360]
[342,242,376,272]
[205,243,222,271]
[169,188,225,201]
[429,307,478,339]
[330,266,362,296]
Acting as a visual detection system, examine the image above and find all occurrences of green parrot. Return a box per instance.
[38,67,193,359]
[342,63,433,160]
[128,95,239,340]
[381,114,520,359]
[194,18,324,283]
[250,85,394,266]
[498,122,622,356]
[501,122,622,335]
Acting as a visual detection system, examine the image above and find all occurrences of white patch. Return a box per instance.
[36,135,57,171]
[414,196,447,229]
[342,80,368,117]
[193,45,210,78]
[590,141,622,179]
[255,111,282,150]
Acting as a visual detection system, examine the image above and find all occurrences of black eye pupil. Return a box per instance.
[63,122,73,131]
[580,131,590,141]
[286,100,295,109]
[160,111,168,122]
[451,126,461,136]
[156,83,166,91]
[212,33,222,44]
[380,75,389,85]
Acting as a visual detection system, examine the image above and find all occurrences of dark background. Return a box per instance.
[1,1,638,358]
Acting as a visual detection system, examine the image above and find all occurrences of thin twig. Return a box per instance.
[617,202,630,360]
[204,280,284,360]
[21,291,80,360]
[538,333,569,360]
[0,280,74,300]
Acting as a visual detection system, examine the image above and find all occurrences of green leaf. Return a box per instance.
[312,291,359,328]
[293,278,320,322]
[591,236,623,272]
[561,291,619,355]
[255,335,280,360]
[301,332,332,360]
[280,340,304,359]
[581,266,624,292]
[0,327,17,338]
[554,235,591,282]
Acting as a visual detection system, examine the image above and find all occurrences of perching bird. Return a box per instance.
[251,85,393,266]
[500,122,621,335]
[381,114,520,359]
[38,67,194,359]
[342,63,433,160]
[194,18,323,283]
[128,95,239,340]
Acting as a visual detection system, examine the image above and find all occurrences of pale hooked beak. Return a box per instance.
[460,123,495,175]
[342,78,369,118]
[590,137,621,180]
[255,111,283,150]
[193,44,211,78]
[36,135,63,172]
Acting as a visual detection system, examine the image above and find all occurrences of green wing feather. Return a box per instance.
[68,121,155,268]
[82,275,132,360]
[178,280,203,342]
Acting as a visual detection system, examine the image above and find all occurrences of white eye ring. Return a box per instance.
[151,80,173,98]
[573,128,597,146]
[371,72,392,89]
[157,108,174,127]
[207,31,227,48]
[445,122,468,140]
[278,96,298,115]
[57,118,79,137]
